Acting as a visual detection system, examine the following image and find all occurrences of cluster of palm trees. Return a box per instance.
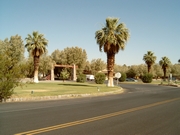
[25,17,176,86]
[143,51,171,80]
[25,17,130,86]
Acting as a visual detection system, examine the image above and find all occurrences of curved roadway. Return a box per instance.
[0,83,180,135]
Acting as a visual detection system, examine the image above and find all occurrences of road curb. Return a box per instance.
[4,88,124,103]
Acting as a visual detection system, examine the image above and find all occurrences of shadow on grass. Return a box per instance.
[58,83,97,87]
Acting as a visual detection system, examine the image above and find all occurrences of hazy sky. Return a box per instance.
[0,0,179,66]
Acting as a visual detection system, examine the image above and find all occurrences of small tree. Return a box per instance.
[0,57,24,102]
[0,35,25,102]
[60,68,70,82]
[95,73,106,84]
[119,72,126,82]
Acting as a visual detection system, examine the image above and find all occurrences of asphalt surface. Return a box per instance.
[0,83,180,135]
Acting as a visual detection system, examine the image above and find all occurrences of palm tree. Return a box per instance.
[95,17,130,86]
[159,56,171,80]
[143,51,156,73]
[25,31,48,83]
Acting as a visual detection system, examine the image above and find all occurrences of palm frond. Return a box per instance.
[95,17,130,54]
[159,56,171,68]
[25,31,48,56]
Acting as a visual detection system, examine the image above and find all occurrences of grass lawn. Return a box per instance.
[13,81,120,98]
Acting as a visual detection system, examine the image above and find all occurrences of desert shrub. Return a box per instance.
[60,68,70,82]
[141,73,153,83]
[0,36,25,102]
[76,74,86,83]
[119,72,127,82]
[95,73,106,84]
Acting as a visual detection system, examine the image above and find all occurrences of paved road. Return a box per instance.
[0,83,180,135]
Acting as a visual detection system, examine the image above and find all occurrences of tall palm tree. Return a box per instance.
[95,17,130,86]
[143,51,156,73]
[25,31,48,83]
[159,56,171,80]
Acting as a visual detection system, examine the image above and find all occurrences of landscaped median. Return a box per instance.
[5,82,123,102]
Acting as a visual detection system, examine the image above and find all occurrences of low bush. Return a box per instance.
[119,72,127,82]
[76,74,86,83]
[95,73,106,84]
[142,73,153,83]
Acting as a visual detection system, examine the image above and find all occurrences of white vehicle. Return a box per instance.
[86,75,94,81]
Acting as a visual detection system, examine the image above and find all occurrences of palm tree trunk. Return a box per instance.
[163,68,166,80]
[148,65,151,73]
[107,53,115,87]
[34,55,40,83]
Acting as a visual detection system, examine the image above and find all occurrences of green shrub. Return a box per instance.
[76,74,86,83]
[119,72,127,82]
[0,35,28,102]
[126,68,136,78]
[60,68,70,82]
[95,73,106,84]
[142,73,153,83]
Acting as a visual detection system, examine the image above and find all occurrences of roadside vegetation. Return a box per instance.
[76,74,86,83]
[0,35,25,102]
[95,73,106,84]
[141,73,153,83]
[0,17,180,102]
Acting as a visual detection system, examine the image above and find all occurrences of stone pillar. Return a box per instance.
[73,64,77,81]
[51,64,54,81]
